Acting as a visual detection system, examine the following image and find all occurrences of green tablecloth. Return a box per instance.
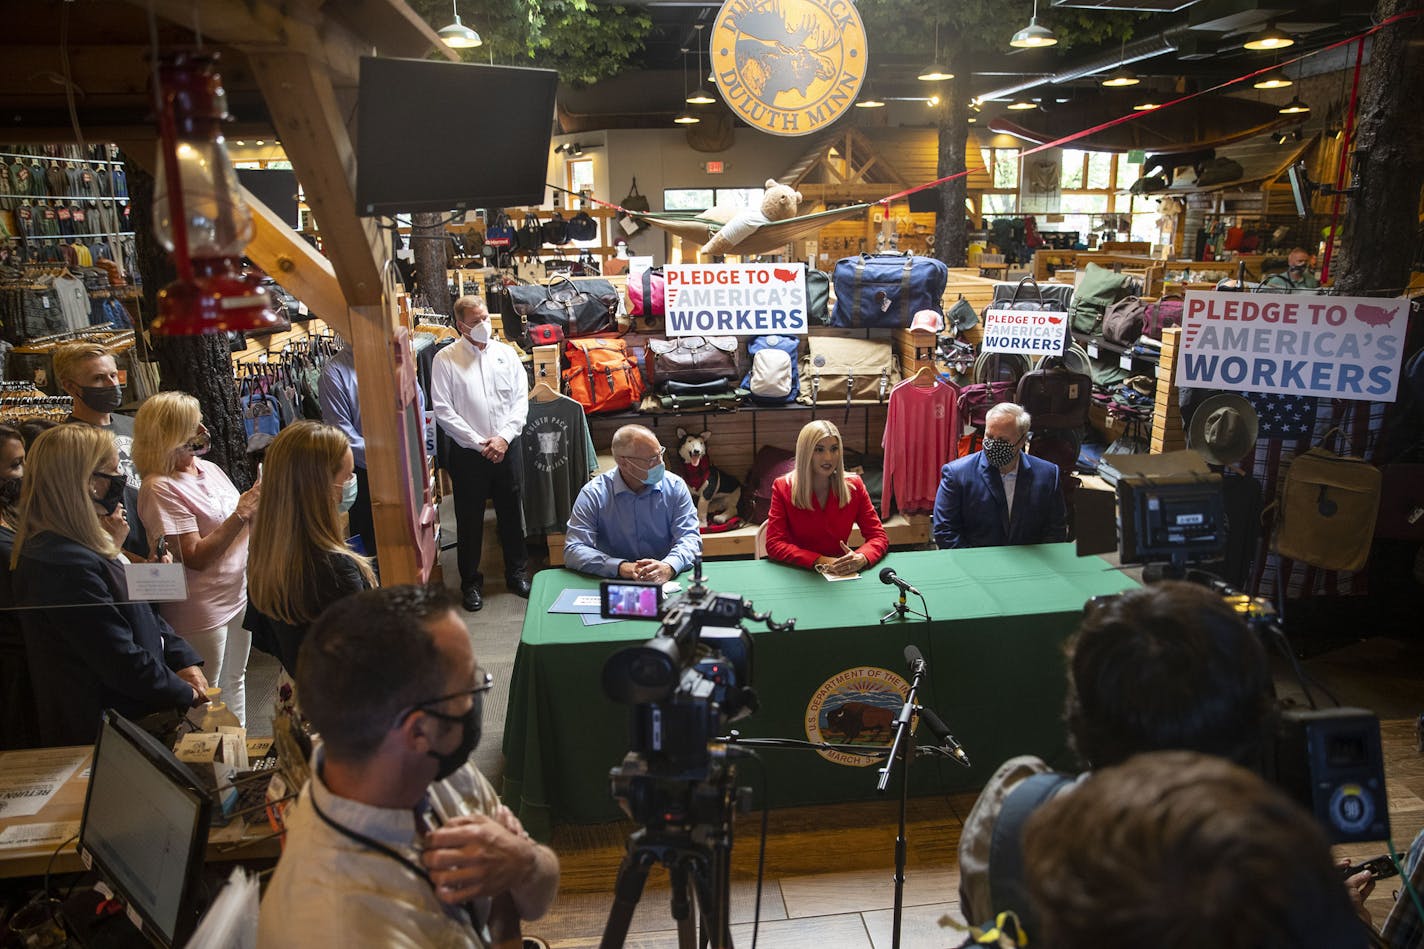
[502,545,1137,840]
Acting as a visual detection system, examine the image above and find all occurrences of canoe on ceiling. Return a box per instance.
[987,97,1290,153]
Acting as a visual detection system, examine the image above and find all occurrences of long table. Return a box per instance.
[502,545,1138,840]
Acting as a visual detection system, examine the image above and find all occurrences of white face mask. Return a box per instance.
[464,320,492,345]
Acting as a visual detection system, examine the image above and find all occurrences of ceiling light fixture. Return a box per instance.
[1253,68,1292,90]
[687,25,716,104]
[1243,22,1293,51]
[855,85,885,108]
[437,0,482,49]
[919,19,953,81]
[1278,95,1310,114]
[1010,0,1057,48]
[1007,98,1037,110]
[1272,131,1289,145]
[1132,97,1161,111]
[926,95,941,107]
[1101,38,1139,87]
[674,49,701,123]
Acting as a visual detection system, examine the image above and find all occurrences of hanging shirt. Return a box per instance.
[49,271,90,332]
[429,336,527,453]
[881,377,958,517]
[520,396,598,535]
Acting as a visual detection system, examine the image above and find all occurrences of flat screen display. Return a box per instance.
[79,712,211,948]
[356,57,559,216]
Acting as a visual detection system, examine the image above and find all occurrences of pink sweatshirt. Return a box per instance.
[881,378,959,516]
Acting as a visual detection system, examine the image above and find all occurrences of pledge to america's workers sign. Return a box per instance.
[1175,291,1409,402]
[665,264,808,337]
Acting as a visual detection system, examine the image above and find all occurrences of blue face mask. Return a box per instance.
[338,474,358,513]
[642,462,666,486]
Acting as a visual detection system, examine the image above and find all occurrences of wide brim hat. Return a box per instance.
[1188,393,1259,466]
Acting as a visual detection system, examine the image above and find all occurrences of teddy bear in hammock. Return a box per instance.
[700,179,803,257]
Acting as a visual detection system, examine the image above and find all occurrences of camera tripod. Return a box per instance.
[599,785,736,949]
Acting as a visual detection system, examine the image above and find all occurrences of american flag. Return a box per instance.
[1246,393,1318,438]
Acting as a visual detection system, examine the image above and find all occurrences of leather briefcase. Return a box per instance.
[647,335,740,389]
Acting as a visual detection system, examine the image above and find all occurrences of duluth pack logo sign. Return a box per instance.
[710,0,867,137]
[805,666,909,767]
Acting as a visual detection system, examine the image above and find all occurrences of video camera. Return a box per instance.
[599,561,793,828]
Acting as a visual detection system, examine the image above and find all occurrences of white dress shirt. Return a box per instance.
[430,337,529,453]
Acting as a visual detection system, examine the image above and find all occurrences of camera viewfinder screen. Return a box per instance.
[602,582,662,619]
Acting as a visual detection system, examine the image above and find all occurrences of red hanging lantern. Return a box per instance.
[150,52,280,335]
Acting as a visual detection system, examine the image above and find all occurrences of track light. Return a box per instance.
[1007,98,1037,110]
[1010,0,1057,48]
[1278,95,1310,115]
[1244,22,1293,51]
[438,0,482,49]
[1272,131,1289,145]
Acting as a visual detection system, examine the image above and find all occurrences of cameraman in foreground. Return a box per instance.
[957,581,1277,934]
[258,586,558,947]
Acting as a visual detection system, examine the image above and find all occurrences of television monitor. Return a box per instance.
[1286,161,1312,219]
[355,57,558,216]
[1116,474,1226,567]
[236,168,300,229]
[79,711,212,948]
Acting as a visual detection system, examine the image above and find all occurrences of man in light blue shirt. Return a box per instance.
[563,425,701,584]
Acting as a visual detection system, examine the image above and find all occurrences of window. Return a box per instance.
[982,193,1018,215]
[980,147,1020,189]
[1060,149,1085,190]
[663,186,766,212]
[567,159,594,198]
[1085,152,1113,189]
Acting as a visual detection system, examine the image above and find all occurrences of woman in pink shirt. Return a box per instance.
[765,420,888,575]
[135,392,260,725]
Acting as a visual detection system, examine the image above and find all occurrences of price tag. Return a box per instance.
[1119,354,1134,371]
[297,301,309,316]
[1087,343,1099,359]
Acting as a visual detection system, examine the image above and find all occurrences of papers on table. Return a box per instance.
[0,747,87,819]
[0,820,81,851]
[581,614,623,626]
[548,588,605,615]
[822,570,861,581]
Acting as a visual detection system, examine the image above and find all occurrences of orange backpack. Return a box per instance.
[564,338,645,413]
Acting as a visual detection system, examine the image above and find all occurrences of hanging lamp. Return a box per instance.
[1101,38,1139,87]
[1278,95,1310,114]
[438,0,482,49]
[918,20,954,81]
[150,52,279,335]
[1010,0,1057,49]
[1007,98,1037,110]
[1243,22,1293,51]
[855,83,885,108]
[1253,67,1292,89]
[687,25,716,104]
[674,50,701,123]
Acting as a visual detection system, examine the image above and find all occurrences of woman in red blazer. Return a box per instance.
[765,420,889,575]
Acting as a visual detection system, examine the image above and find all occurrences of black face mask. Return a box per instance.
[93,471,126,515]
[422,698,483,782]
[0,477,20,509]
[78,384,124,415]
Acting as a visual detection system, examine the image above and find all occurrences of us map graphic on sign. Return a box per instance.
[1175,291,1408,402]
[981,308,1068,356]
[711,0,868,137]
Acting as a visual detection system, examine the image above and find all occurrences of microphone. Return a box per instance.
[879,567,922,598]
[920,707,971,767]
[903,644,927,678]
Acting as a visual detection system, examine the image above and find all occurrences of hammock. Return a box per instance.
[630,203,873,256]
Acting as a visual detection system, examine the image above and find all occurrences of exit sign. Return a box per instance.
[705,161,724,174]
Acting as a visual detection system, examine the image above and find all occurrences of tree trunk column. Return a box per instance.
[933,50,971,270]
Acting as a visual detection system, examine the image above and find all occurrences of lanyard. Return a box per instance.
[308,790,431,884]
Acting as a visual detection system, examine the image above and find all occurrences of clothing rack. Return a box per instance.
[0,394,73,422]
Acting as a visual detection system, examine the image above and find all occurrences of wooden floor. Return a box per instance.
[532,716,1424,949]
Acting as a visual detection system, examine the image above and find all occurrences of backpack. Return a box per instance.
[985,771,1075,940]
[830,253,948,328]
[1015,358,1092,430]
[241,389,282,440]
[564,338,645,414]
[1102,296,1148,346]
[566,209,598,242]
[806,268,831,325]
[742,335,799,404]
[1271,440,1382,571]
[799,336,899,409]
[1143,294,1184,340]
[541,211,569,246]
[516,212,543,253]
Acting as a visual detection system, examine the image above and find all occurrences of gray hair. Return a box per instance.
[611,424,657,456]
[452,295,486,320]
[987,402,1032,437]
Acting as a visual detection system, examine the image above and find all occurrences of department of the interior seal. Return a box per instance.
[710,0,868,137]
[805,666,910,767]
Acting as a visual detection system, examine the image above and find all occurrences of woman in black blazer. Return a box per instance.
[11,424,207,746]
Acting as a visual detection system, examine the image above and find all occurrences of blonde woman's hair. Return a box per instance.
[791,419,851,510]
[11,424,120,566]
[51,342,115,388]
[133,391,202,478]
[247,421,376,625]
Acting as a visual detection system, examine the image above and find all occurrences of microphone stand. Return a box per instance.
[879,587,930,625]
[877,655,924,949]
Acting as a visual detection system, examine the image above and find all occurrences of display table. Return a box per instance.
[0,746,281,879]
[503,545,1138,840]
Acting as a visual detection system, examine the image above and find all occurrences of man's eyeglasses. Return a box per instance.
[617,446,665,469]
[397,670,493,724]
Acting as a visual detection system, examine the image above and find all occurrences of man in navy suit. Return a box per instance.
[933,402,1067,549]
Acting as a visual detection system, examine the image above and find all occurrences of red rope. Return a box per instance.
[876,9,1422,207]
[1320,36,1367,283]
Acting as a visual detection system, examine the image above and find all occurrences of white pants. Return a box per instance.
[182,611,251,727]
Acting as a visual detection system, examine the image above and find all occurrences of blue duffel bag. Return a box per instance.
[830,253,948,328]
